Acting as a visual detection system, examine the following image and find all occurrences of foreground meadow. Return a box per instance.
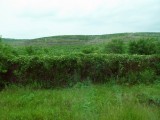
[0,83,160,120]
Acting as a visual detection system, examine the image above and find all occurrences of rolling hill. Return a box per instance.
[2,32,160,46]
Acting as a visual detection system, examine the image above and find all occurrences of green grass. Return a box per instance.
[0,83,160,120]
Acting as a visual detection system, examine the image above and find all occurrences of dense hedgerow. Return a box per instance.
[0,53,160,88]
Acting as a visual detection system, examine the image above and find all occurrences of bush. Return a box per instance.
[0,52,9,89]
[0,54,159,88]
[128,38,157,55]
[155,41,160,54]
[82,47,97,54]
[24,46,50,55]
[25,46,36,55]
[117,69,156,84]
[104,39,125,54]
[0,38,18,56]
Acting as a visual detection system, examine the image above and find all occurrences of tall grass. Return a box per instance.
[0,83,160,120]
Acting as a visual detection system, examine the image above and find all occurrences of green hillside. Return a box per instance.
[2,32,160,46]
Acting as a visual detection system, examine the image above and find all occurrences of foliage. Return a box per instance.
[155,40,160,54]
[25,46,35,55]
[0,33,160,88]
[82,46,98,54]
[128,38,157,55]
[104,39,125,54]
[0,53,160,88]
[0,40,16,88]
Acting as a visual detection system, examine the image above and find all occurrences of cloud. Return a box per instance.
[0,0,160,38]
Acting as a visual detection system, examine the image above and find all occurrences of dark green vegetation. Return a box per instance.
[0,32,160,88]
[0,83,160,120]
[0,33,160,88]
[0,53,160,88]
[0,32,160,119]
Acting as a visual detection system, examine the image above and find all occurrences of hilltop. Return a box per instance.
[2,32,160,46]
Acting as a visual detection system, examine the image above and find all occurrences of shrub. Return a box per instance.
[104,39,125,54]
[128,38,157,55]
[0,54,159,88]
[118,69,156,84]
[25,46,49,55]
[82,47,97,54]
[138,69,156,84]
[25,46,35,55]
[155,40,160,54]
[0,52,9,89]
[0,38,18,56]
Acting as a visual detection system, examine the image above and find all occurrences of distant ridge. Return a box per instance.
[2,32,160,46]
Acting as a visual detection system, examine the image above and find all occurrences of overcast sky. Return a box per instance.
[0,0,160,39]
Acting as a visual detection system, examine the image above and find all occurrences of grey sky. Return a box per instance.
[0,0,160,39]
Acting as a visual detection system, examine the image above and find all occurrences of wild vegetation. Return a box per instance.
[0,33,160,88]
[0,83,160,120]
[0,33,160,119]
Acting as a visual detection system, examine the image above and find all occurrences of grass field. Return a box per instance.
[0,83,160,120]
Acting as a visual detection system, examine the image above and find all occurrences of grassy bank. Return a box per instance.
[0,83,160,120]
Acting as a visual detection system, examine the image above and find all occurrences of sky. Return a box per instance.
[0,0,160,39]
